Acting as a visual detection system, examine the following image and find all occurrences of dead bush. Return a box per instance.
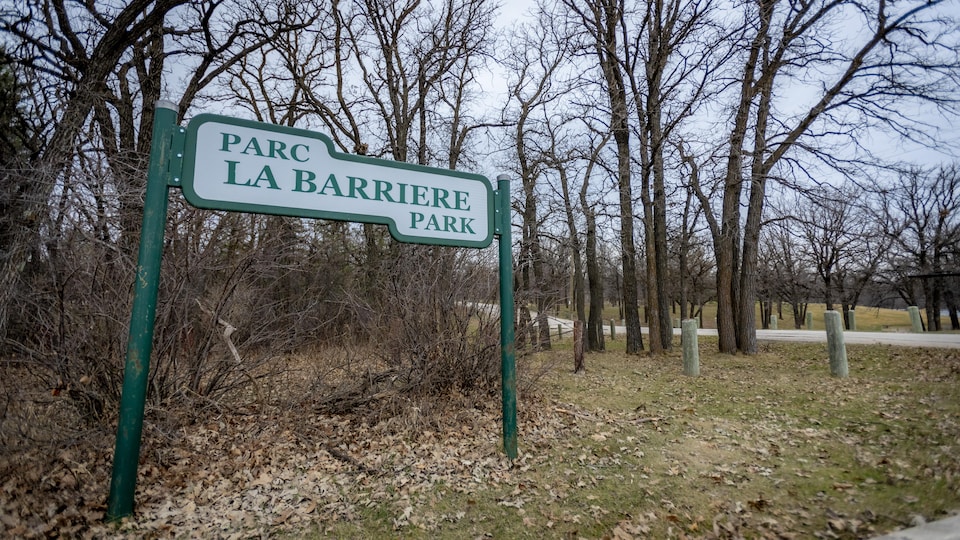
[311,245,509,419]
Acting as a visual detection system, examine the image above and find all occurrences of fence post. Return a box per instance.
[908,306,923,333]
[682,319,700,377]
[824,310,848,378]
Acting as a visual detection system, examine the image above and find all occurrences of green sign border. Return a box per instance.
[180,114,495,249]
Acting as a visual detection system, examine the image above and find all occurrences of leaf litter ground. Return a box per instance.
[2,340,959,538]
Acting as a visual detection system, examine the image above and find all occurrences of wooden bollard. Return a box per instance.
[770,315,778,330]
[573,320,585,373]
[806,311,813,330]
[824,310,848,378]
[848,310,856,331]
[682,319,699,377]
[908,306,923,333]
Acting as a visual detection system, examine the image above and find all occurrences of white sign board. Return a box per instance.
[180,114,494,248]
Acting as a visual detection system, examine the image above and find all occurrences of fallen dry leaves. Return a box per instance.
[1,391,576,538]
[2,344,959,538]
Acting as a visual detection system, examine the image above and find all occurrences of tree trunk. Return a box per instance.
[591,0,643,353]
[824,273,835,311]
[616,133,644,354]
[792,303,804,329]
[650,106,672,351]
[921,275,936,332]
[585,220,606,351]
[559,166,587,324]
[679,187,696,322]
[640,189,662,354]
[573,320,585,374]
[931,277,943,331]
[737,10,778,355]
[645,0,672,351]
[517,304,532,352]
[576,139,608,352]
[737,169,766,354]
[716,0,770,354]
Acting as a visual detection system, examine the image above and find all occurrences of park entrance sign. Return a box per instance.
[182,115,493,248]
[106,102,516,520]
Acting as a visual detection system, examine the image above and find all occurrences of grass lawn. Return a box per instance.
[5,338,958,539]
[311,339,960,539]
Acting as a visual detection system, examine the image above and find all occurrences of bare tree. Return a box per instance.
[621,0,728,351]
[502,11,572,351]
[0,0,313,334]
[0,0,366,422]
[711,0,959,353]
[563,0,644,353]
[0,0,184,336]
[797,188,856,312]
[579,131,612,351]
[759,216,813,329]
[791,186,886,328]
[879,164,960,330]
[674,170,712,324]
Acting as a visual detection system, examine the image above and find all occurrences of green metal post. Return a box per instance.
[107,101,179,520]
[497,175,517,460]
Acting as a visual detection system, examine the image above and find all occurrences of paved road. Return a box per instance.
[543,316,960,349]
[699,327,960,349]
[871,514,960,540]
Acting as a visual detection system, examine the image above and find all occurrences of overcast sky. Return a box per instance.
[486,0,958,168]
